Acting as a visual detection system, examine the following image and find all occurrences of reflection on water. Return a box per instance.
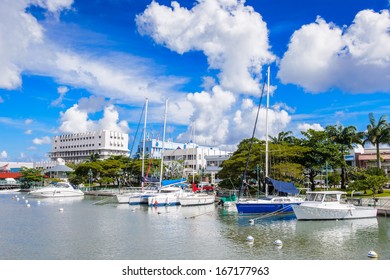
[1,193,389,260]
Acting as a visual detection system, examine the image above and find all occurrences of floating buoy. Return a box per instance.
[37,201,41,205]
[367,251,378,258]
[249,219,255,225]
[26,204,31,208]
[25,200,29,204]
[246,235,254,243]
[274,239,283,246]
[22,196,25,199]
[16,197,20,201]
[59,208,64,212]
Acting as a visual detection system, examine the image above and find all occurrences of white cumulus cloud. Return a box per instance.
[136,0,275,94]
[59,101,130,134]
[33,136,51,145]
[278,9,390,93]
[0,150,8,158]
[297,123,325,132]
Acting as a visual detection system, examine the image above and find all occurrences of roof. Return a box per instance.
[0,172,22,179]
[45,165,74,173]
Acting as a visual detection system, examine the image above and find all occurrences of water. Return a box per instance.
[1,192,390,260]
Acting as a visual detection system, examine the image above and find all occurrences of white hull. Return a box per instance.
[292,203,377,220]
[115,188,159,204]
[179,193,216,206]
[148,193,180,206]
[28,182,84,198]
[29,188,84,198]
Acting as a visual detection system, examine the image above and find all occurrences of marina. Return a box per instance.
[1,191,390,260]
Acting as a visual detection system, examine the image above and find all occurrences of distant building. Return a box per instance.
[136,138,231,182]
[49,130,129,164]
[354,147,390,176]
[136,138,188,159]
[0,162,33,172]
[204,154,232,184]
[161,142,230,180]
[345,146,390,176]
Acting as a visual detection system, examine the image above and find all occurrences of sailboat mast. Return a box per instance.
[265,66,270,197]
[141,97,148,191]
[159,99,168,189]
[192,121,196,184]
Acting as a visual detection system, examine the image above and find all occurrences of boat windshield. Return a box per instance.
[323,194,338,202]
[306,193,316,201]
[315,193,324,202]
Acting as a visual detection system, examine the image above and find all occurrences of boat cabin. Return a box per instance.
[305,191,347,203]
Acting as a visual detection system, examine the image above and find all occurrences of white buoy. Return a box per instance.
[37,200,41,205]
[16,197,20,201]
[26,204,31,208]
[246,235,254,243]
[59,208,64,212]
[274,239,283,246]
[22,196,25,199]
[25,200,29,204]
[249,219,255,225]
[367,251,378,258]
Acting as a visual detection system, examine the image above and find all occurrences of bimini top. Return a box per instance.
[161,178,187,187]
[266,177,299,195]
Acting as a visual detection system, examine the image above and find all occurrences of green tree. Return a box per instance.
[19,167,45,187]
[269,131,297,144]
[300,129,340,191]
[363,113,390,169]
[349,171,388,198]
[325,125,362,189]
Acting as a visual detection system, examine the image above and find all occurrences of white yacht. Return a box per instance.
[28,182,84,198]
[292,191,377,220]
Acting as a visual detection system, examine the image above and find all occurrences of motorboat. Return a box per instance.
[28,182,84,198]
[179,192,216,206]
[292,191,377,220]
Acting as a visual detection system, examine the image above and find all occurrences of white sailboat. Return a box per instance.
[115,98,159,204]
[235,66,303,215]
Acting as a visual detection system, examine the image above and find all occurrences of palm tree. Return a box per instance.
[363,113,390,169]
[269,131,295,144]
[325,125,362,189]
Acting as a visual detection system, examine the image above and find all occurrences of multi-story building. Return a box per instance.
[161,143,230,179]
[354,147,390,175]
[49,130,129,163]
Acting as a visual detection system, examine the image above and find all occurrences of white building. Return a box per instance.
[49,130,129,163]
[161,143,230,179]
[136,138,188,159]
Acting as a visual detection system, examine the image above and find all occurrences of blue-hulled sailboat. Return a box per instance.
[235,66,303,215]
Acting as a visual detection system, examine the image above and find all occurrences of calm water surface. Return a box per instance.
[1,192,390,260]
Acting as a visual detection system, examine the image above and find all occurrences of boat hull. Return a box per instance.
[292,204,377,220]
[28,189,84,198]
[179,194,215,206]
[148,194,180,206]
[236,201,301,214]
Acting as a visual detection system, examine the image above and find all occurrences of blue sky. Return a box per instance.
[0,0,389,162]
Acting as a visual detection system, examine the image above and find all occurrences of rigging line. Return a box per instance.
[239,69,268,198]
[129,102,146,156]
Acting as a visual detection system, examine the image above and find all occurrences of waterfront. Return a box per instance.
[1,192,390,260]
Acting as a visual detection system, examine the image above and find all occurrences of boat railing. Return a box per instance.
[349,197,390,208]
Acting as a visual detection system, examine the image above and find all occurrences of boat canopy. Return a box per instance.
[266,177,299,195]
[161,178,186,187]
